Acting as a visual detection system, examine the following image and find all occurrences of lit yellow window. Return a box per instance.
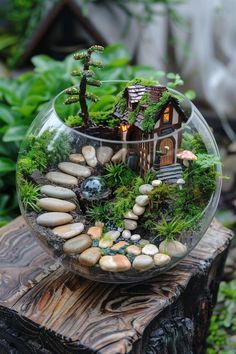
[163,107,170,123]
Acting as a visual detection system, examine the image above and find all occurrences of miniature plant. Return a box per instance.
[153,215,192,240]
[104,162,136,188]
[181,132,206,154]
[64,45,104,126]
[19,180,40,212]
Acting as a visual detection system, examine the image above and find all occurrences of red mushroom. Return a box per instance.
[176,150,197,167]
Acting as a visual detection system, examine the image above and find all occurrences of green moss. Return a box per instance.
[141,91,171,132]
[128,110,136,125]
[89,111,119,128]
[127,78,157,87]
[19,129,71,176]
[64,115,83,127]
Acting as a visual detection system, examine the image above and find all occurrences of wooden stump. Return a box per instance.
[0,217,233,354]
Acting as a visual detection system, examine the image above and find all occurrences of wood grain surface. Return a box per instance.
[0,217,233,354]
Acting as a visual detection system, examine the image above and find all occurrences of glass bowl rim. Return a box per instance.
[52,80,195,145]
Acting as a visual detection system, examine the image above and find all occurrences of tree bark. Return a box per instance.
[0,217,233,354]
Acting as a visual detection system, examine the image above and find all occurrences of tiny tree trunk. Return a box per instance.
[79,55,90,126]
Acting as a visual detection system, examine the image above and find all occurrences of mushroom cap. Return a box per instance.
[176,178,185,184]
[176,150,197,161]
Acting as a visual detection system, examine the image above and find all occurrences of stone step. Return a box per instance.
[155,163,183,183]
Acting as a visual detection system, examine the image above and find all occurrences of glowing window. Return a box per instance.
[163,107,170,123]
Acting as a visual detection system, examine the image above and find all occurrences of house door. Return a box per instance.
[159,137,175,166]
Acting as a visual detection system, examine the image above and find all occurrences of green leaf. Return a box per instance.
[31,55,57,71]
[0,104,15,124]
[89,95,115,112]
[0,157,15,173]
[3,125,28,142]
[185,89,197,100]
[0,34,17,50]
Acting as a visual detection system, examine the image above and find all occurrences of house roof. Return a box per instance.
[126,85,167,104]
[114,84,187,131]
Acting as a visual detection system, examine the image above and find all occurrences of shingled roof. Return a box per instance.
[126,85,167,104]
[113,84,187,131]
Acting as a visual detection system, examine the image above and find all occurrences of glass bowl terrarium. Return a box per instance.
[16,47,221,283]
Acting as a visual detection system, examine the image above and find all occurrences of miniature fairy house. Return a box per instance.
[113,84,188,174]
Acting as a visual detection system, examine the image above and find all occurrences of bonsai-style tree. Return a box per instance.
[64,45,104,126]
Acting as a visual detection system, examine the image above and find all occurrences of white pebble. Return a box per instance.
[124,210,138,220]
[142,244,159,256]
[152,180,162,187]
[131,234,141,241]
[124,219,137,230]
[135,195,149,207]
[122,230,131,239]
[139,184,154,194]
[133,204,145,216]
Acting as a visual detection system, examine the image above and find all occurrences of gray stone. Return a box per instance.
[36,212,73,227]
[52,222,84,239]
[123,210,139,220]
[46,171,78,186]
[154,253,171,266]
[58,162,91,178]
[79,247,101,266]
[132,204,145,216]
[111,148,127,163]
[142,244,159,256]
[97,146,113,165]
[139,184,154,194]
[40,185,76,199]
[38,198,76,212]
[159,240,187,257]
[82,145,97,167]
[124,219,137,231]
[135,195,149,207]
[63,234,92,254]
[132,255,154,271]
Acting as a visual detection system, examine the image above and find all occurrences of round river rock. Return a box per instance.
[142,244,159,256]
[132,255,154,271]
[69,153,85,164]
[38,198,76,212]
[79,247,101,266]
[40,185,76,199]
[154,253,171,266]
[58,162,91,178]
[46,171,78,186]
[63,234,92,254]
[97,146,113,165]
[159,240,187,257]
[36,212,73,227]
[99,255,131,272]
[52,222,84,239]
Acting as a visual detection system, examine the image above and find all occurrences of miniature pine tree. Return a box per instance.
[64,45,104,126]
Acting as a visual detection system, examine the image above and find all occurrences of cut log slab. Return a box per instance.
[0,217,233,354]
